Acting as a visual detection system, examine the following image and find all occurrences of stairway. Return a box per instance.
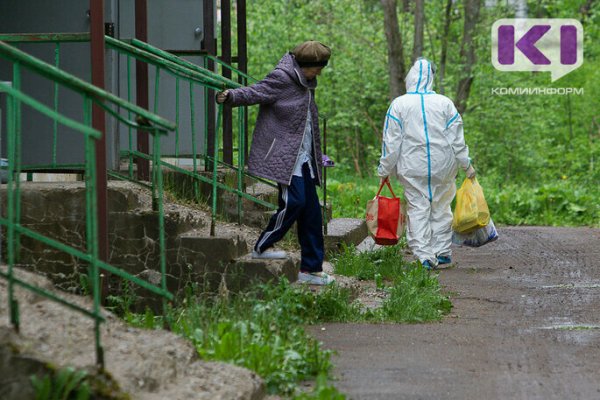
[0,179,367,308]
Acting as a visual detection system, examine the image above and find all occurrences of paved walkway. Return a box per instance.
[310,227,600,400]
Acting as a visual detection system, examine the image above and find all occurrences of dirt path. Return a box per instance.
[310,227,600,400]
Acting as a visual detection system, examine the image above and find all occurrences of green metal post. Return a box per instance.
[203,56,209,169]
[83,96,104,368]
[153,66,160,113]
[53,42,60,166]
[127,56,134,179]
[152,132,168,323]
[6,93,19,332]
[175,77,180,157]
[211,105,223,236]
[237,106,245,224]
[190,81,199,201]
[12,63,22,261]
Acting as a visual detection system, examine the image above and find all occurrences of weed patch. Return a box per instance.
[331,243,452,322]
[380,267,453,322]
[332,241,409,281]
[120,242,451,397]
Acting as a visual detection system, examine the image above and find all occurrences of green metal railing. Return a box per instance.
[0,33,278,230]
[0,40,175,368]
[111,36,278,229]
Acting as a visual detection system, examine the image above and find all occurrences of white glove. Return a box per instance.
[216,89,230,104]
[465,164,476,179]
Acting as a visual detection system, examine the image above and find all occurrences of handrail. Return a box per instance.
[0,84,108,366]
[164,49,257,84]
[102,37,279,222]
[105,36,235,91]
[0,32,91,43]
[0,41,175,368]
[0,41,175,131]
[128,38,243,88]
[203,53,258,84]
[0,82,101,138]
[0,33,278,230]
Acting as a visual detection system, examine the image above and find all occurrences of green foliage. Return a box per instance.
[31,367,90,400]
[123,248,452,395]
[326,169,600,226]
[481,178,600,226]
[127,280,334,395]
[105,280,136,317]
[326,174,385,219]
[332,243,452,322]
[244,0,600,227]
[381,266,453,322]
[310,283,364,323]
[331,242,409,281]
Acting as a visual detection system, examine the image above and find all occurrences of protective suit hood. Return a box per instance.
[406,58,435,93]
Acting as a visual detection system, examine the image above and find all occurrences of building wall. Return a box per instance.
[0,0,212,169]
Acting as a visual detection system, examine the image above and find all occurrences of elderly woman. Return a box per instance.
[216,41,334,285]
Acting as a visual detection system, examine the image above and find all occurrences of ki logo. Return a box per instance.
[491,19,583,82]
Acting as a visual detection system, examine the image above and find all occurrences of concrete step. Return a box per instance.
[175,231,249,270]
[324,218,368,254]
[220,181,278,228]
[224,255,298,292]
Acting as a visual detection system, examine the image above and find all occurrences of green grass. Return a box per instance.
[480,179,600,227]
[121,241,452,397]
[331,242,453,323]
[331,241,410,281]
[31,367,91,400]
[125,280,340,395]
[381,266,453,322]
[326,170,600,227]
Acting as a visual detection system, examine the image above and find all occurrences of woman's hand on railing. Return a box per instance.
[216,89,230,104]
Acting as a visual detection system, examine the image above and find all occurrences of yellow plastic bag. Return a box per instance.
[452,177,490,233]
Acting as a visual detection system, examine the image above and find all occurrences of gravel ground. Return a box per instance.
[309,226,600,400]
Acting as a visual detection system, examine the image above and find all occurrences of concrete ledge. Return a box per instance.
[225,256,297,292]
[324,218,368,254]
[177,233,248,267]
[0,266,268,400]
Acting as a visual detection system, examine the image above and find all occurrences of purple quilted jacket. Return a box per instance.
[225,53,323,186]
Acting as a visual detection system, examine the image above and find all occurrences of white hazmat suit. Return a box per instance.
[377,58,471,266]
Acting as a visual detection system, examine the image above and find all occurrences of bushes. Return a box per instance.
[482,179,600,227]
[327,171,600,227]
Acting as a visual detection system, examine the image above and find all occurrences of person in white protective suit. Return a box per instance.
[377,58,476,270]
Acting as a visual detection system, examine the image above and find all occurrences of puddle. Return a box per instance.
[535,322,600,345]
[538,324,600,331]
[537,283,600,289]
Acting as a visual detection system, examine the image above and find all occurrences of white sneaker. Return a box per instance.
[297,271,335,285]
[251,249,287,259]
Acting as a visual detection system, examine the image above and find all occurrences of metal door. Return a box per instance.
[0,0,119,168]
[117,0,207,158]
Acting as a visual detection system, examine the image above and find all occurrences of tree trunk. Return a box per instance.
[402,0,411,13]
[438,0,453,95]
[455,0,481,114]
[412,0,424,63]
[382,0,406,99]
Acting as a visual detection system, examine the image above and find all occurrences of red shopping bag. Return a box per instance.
[365,179,405,245]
